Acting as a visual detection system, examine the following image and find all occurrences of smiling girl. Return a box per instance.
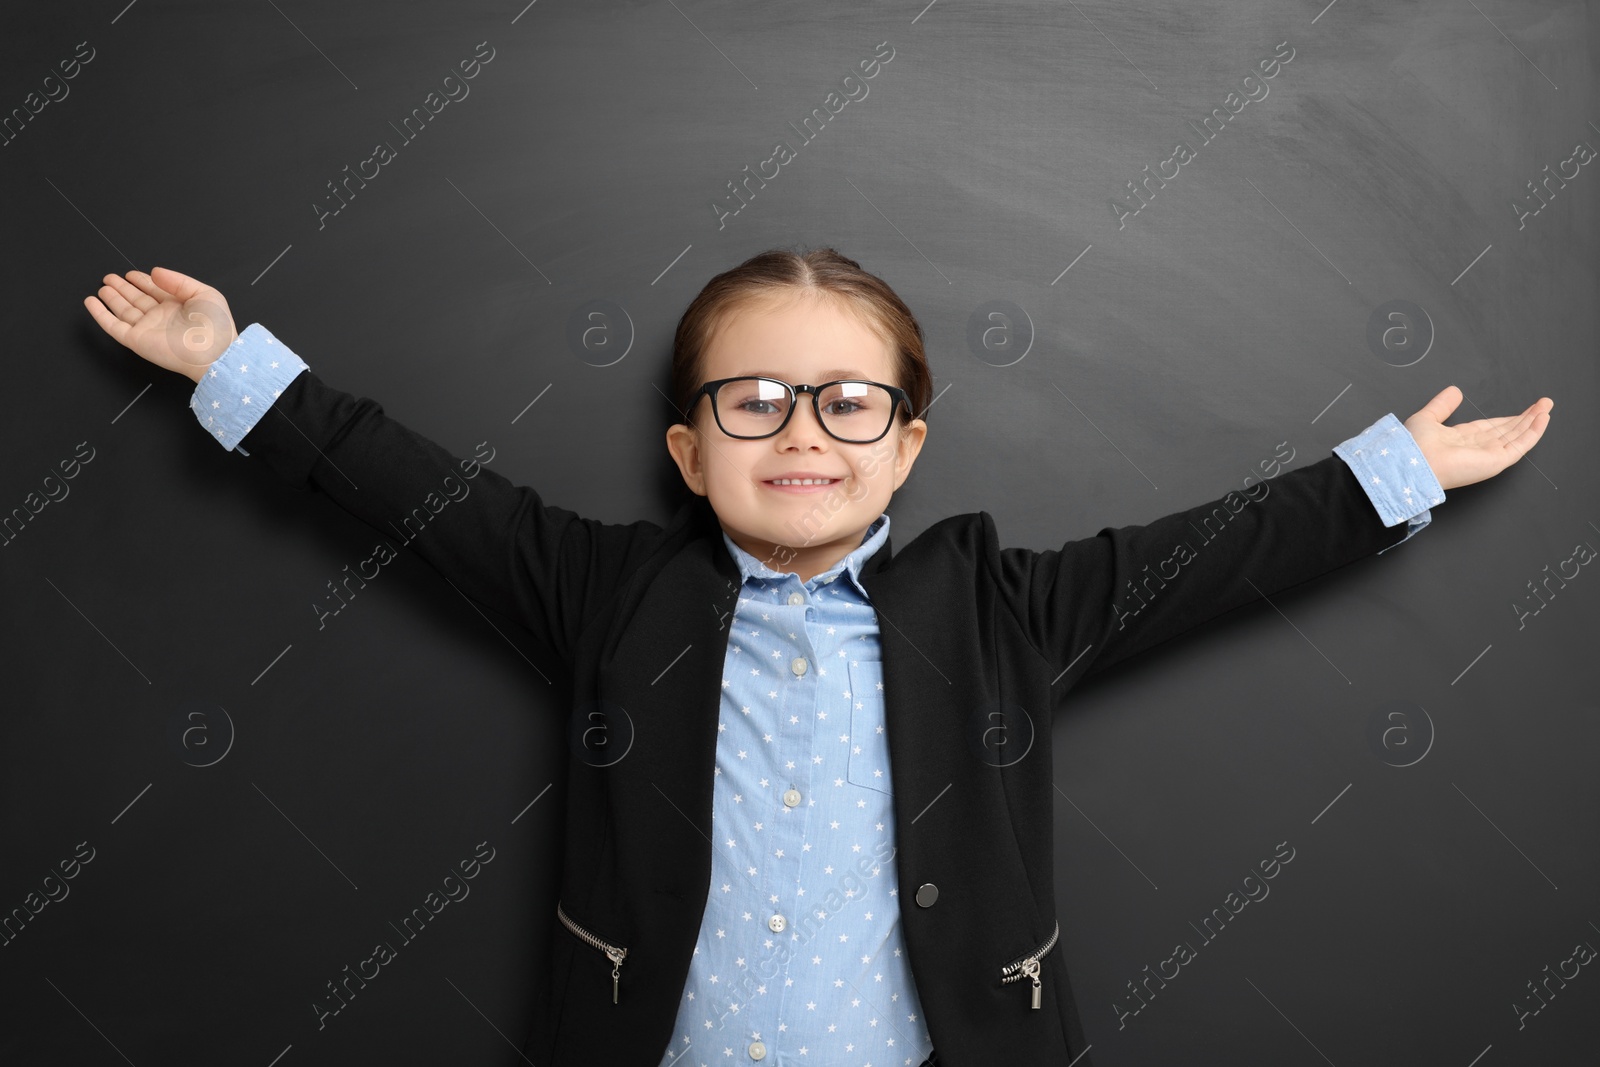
[85,249,1551,1067]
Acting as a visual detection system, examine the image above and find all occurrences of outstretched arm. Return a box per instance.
[85,267,668,665]
[993,388,1553,684]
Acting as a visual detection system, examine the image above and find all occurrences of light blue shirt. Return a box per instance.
[187,323,310,457]
[1334,412,1444,552]
[661,512,931,1066]
[193,325,1441,1065]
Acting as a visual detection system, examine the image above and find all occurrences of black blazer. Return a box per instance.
[240,369,1410,1066]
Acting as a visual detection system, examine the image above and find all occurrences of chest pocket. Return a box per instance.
[846,660,894,796]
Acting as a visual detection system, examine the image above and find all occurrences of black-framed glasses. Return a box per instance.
[690,376,911,444]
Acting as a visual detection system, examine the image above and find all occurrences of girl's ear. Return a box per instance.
[890,418,927,490]
[665,423,708,496]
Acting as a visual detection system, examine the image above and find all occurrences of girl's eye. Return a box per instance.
[737,399,781,415]
[824,399,864,416]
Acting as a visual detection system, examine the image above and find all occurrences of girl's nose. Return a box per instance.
[777,398,829,446]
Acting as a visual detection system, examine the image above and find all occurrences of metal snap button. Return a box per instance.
[782,788,801,807]
[790,656,808,676]
[915,883,939,908]
[748,1040,767,1060]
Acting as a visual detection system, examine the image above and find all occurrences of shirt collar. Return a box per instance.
[721,513,891,597]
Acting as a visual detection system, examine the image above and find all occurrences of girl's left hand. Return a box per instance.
[1403,385,1553,491]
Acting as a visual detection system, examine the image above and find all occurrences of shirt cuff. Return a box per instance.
[188,323,309,452]
[1333,413,1443,554]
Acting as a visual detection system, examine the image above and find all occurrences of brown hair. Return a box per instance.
[668,246,933,434]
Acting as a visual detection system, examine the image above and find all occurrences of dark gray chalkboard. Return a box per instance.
[4,1,1595,1064]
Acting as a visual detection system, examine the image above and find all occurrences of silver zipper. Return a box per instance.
[999,918,1060,1010]
[557,900,629,1004]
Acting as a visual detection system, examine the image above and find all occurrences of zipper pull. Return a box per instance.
[607,949,625,1004]
[1022,958,1042,1009]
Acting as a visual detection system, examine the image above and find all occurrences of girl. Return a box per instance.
[84,251,1551,1067]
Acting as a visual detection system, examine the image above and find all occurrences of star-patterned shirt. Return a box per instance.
[188,323,309,457]
[658,512,933,1067]
[190,324,1444,1066]
[1333,412,1446,548]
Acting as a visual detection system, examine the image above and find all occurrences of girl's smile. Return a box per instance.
[762,472,845,492]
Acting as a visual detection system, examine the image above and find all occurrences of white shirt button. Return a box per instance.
[782,788,801,807]
[790,657,808,677]
[768,913,786,932]
[787,592,804,605]
[748,1040,767,1060]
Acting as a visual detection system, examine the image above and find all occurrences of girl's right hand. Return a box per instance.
[83,268,239,384]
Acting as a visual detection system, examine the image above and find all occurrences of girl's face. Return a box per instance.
[664,291,927,581]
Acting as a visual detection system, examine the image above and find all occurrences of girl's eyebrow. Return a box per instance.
[736,368,873,381]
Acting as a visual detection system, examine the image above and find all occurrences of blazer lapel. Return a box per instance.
[595,498,743,895]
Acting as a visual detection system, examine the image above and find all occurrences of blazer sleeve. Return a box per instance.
[991,452,1413,683]
[236,362,665,665]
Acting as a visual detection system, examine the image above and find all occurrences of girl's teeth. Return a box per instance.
[772,478,834,485]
